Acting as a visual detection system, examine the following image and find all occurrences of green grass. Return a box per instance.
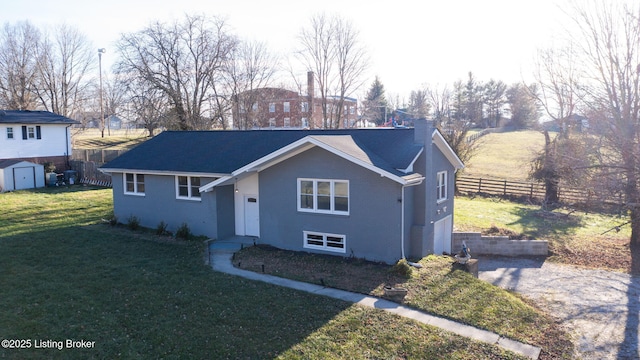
[455,194,634,272]
[463,130,550,181]
[0,187,526,359]
[235,247,573,359]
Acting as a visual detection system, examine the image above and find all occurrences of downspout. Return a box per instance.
[65,124,72,169]
[401,179,424,267]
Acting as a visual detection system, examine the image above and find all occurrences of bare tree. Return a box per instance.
[407,89,430,120]
[0,21,41,110]
[116,14,237,130]
[227,40,279,129]
[570,0,640,244]
[297,13,368,128]
[331,16,369,128]
[530,45,581,137]
[125,76,171,137]
[426,84,451,127]
[33,24,93,118]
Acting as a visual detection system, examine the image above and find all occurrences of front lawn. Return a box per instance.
[0,187,527,359]
[234,246,572,359]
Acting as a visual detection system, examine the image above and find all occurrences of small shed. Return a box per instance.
[0,159,45,192]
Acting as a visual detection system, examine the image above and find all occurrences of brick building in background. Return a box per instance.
[232,71,358,129]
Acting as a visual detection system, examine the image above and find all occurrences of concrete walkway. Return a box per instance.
[208,239,541,359]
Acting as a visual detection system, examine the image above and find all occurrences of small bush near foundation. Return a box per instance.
[156,221,169,236]
[127,215,140,231]
[176,222,191,240]
[390,258,413,278]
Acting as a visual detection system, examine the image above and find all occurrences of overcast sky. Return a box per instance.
[1,0,568,100]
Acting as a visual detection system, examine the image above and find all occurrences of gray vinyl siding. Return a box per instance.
[111,173,226,239]
[259,146,404,264]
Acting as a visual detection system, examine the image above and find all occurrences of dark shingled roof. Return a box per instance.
[0,110,79,124]
[101,128,423,176]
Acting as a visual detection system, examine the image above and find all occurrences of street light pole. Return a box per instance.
[98,48,106,137]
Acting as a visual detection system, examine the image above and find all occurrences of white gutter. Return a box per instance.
[401,177,424,263]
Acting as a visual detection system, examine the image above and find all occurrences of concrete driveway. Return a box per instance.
[478,256,640,359]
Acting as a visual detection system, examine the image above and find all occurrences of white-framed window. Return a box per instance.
[301,102,309,113]
[303,231,346,253]
[283,102,290,113]
[437,171,447,202]
[301,118,309,128]
[283,117,290,127]
[269,103,275,113]
[124,173,145,195]
[268,118,276,127]
[252,103,258,112]
[176,175,201,200]
[298,178,349,215]
[6,127,13,139]
[21,125,41,140]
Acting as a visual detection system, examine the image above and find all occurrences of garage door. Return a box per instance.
[14,167,35,190]
[434,215,452,255]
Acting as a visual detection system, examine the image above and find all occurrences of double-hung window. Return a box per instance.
[6,127,13,139]
[298,178,349,215]
[176,176,201,200]
[124,173,145,195]
[436,171,447,202]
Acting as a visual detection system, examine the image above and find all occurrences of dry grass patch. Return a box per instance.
[234,246,573,359]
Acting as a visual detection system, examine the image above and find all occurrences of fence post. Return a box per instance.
[530,183,534,199]
[478,178,482,193]
[503,180,507,195]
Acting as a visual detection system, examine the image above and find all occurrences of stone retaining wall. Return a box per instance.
[452,232,548,256]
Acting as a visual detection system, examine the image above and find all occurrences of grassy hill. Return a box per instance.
[461,130,548,181]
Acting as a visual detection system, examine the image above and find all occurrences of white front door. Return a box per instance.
[13,167,35,190]
[434,215,452,255]
[244,195,260,237]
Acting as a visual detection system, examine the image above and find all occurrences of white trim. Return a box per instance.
[200,136,416,194]
[303,231,346,253]
[397,147,423,173]
[100,168,225,178]
[437,171,447,203]
[432,130,465,170]
[297,178,349,215]
[175,175,202,201]
[123,172,145,196]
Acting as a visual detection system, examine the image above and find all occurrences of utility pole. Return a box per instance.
[98,48,106,137]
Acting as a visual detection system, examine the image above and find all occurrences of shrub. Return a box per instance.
[390,258,413,278]
[176,222,191,240]
[105,211,118,226]
[156,221,169,236]
[127,215,140,231]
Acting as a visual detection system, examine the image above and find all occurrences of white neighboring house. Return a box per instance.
[0,110,79,173]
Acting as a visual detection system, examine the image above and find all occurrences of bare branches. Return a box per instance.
[116,14,237,130]
[296,13,368,128]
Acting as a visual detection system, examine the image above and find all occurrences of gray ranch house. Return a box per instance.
[100,119,463,264]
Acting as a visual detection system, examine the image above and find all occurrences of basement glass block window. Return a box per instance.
[303,231,346,253]
[297,178,349,215]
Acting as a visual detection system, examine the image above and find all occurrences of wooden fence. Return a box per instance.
[72,149,127,164]
[456,176,624,206]
[69,160,112,187]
